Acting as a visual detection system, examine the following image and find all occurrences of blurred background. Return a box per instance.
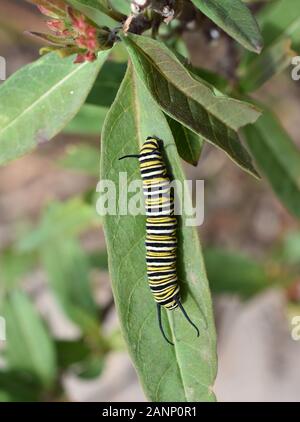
[0,0,300,402]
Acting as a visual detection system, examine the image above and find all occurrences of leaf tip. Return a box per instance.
[252,37,264,55]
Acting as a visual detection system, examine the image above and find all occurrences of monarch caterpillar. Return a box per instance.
[119,136,199,345]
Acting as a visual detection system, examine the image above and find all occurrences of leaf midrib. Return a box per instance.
[0,60,90,138]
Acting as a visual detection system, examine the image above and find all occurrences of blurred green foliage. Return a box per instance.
[0,194,121,401]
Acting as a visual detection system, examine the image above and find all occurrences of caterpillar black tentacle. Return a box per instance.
[157,304,174,346]
[119,137,200,345]
[174,295,200,337]
[119,154,140,160]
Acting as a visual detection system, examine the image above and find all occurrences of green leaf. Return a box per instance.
[122,34,260,178]
[64,104,108,135]
[110,0,130,15]
[0,249,36,289]
[190,0,263,53]
[243,108,300,219]
[186,66,230,94]
[101,64,217,402]
[238,37,295,92]
[76,356,104,379]
[167,116,203,166]
[86,61,127,108]
[66,0,125,25]
[0,290,57,387]
[281,231,300,265]
[256,0,300,51]
[109,42,129,63]
[59,144,100,175]
[88,250,108,270]
[204,248,269,298]
[0,51,109,166]
[238,0,300,89]
[172,49,230,94]
[57,338,105,378]
[0,370,42,402]
[41,238,98,330]
[63,61,126,135]
[55,339,90,369]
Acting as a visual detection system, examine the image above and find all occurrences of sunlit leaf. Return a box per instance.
[190,0,263,52]
[0,51,109,165]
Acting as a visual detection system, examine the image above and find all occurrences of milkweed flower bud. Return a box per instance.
[26,0,115,63]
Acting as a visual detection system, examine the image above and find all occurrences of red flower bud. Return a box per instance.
[86,38,97,51]
[84,51,97,62]
[75,35,87,48]
[29,1,114,64]
[74,54,86,64]
[86,26,97,37]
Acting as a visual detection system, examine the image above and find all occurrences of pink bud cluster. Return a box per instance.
[29,0,104,63]
[64,7,99,63]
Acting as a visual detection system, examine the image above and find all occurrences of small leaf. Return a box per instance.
[123,34,260,178]
[66,0,125,25]
[239,37,295,92]
[190,0,263,53]
[101,63,217,401]
[239,0,300,88]
[167,116,203,166]
[256,0,300,51]
[55,339,90,368]
[0,51,109,166]
[76,356,104,379]
[243,108,300,219]
[0,291,57,387]
[86,61,127,108]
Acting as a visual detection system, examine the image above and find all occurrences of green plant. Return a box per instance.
[0,0,300,402]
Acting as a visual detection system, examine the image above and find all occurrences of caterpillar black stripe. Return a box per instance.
[119,136,199,345]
